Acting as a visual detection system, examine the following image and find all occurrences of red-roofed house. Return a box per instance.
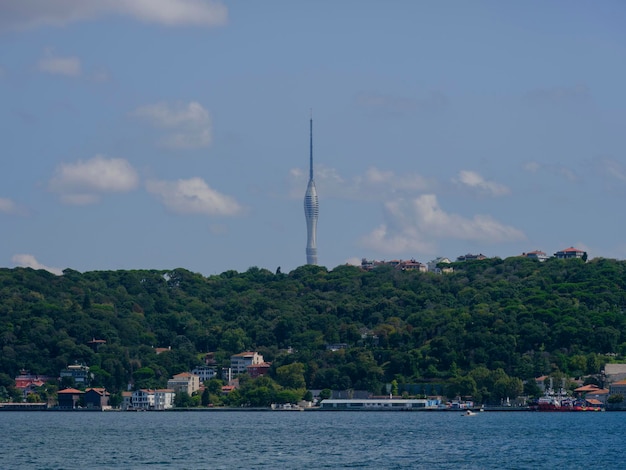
[554,247,587,260]
[574,384,610,405]
[397,260,427,272]
[574,384,602,394]
[14,370,49,400]
[15,370,49,390]
[57,388,83,409]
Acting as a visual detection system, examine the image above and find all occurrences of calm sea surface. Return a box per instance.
[1,410,623,469]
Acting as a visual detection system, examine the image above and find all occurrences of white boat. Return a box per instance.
[462,410,477,416]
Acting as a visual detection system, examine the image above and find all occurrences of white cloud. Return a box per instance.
[0,0,228,31]
[522,161,579,182]
[523,161,541,173]
[146,177,243,216]
[289,165,434,200]
[595,157,626,183]
[361,194,525,255]
[454,170,510,197]
[49,155,139,205]
[38,48,81,77]
[361,223,435,254]
[12,254,63,275]
[133,101,212,149]
[0,197,18,214]
[364,167,432,192]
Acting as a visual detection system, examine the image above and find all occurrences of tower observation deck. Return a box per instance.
[304,116,319,265]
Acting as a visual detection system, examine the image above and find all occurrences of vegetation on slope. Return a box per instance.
[1,256,626,404]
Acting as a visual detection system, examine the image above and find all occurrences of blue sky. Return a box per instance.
[1,1,625,276]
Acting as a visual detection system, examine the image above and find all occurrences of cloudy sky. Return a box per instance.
[1,1,625,276]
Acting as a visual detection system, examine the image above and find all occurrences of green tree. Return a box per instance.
[391,379,399,397]
[174,391,196,408]
[275,363,306,389]
[201,388,211,406]
[319,388,332,401]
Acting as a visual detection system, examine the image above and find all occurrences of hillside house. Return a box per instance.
[167,372,201,395]
[60,364,91,386]
[191,365,218,382]
[554,247,587,260]
[397,259,427,272]
[247,362,271,378]
[427,257,453,273]
[522,250,549,262]
[456,253,487,262]
[230,352,264,375]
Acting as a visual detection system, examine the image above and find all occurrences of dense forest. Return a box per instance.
[1,256,626,405]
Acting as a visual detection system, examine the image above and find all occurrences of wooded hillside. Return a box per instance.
[1,256,625,402]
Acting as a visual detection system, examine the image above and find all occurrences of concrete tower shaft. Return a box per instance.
[304,117,319,265]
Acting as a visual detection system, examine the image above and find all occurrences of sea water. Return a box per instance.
[1,410,622,469]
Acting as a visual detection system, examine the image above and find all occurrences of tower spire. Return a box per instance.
[304,112,319,265]
[309,110,313,180]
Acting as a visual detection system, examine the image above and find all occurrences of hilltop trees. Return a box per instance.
[0,256,625,403]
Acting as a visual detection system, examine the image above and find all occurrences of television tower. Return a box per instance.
[304,114,319,265]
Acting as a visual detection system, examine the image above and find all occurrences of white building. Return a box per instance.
[320,398,441,410]
[230,352,264,375]
[130,389,176,410]
[191,365,218,382]
[427,257,452,273]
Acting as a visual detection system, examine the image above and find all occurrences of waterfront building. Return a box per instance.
[130,389,175,410]
[303,116,319,265]
[57,388,83,409]
[84,388,111,409]
[319,398,441,410]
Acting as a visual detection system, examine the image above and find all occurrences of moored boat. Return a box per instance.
[530,380,603,412]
